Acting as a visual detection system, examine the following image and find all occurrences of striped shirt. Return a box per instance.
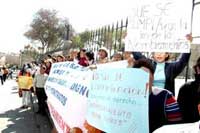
[149,87,182,132]
[165,95,182,121]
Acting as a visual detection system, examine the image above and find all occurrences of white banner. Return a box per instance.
[125,0,192,53]
[153,121,200,133]
[96,60,128,69]
[45,62,92,133]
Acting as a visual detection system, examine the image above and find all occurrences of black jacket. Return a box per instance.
[177,81,200,123]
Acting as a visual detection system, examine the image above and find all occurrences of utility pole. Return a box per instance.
[65,24,70,40]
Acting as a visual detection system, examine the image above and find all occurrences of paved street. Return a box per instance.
[0,79,52,133]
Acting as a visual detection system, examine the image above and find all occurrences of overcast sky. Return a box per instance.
[0,0,135,53]
[0,0,195,53]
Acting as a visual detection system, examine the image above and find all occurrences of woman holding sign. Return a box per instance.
[132,34,192,95]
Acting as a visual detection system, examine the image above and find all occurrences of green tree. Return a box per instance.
[71,35,83,48]
[71,31,91,49]
[23,44,40,60]
[24,9,72,54]
[79,30,90,44]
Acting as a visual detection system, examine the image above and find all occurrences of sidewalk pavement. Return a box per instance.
[0,79,53,133]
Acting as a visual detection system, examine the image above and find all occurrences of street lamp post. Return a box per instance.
[19,50,24,68]
[65,24,71,40]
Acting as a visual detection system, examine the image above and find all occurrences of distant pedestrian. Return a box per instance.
[0,68,3,85]
[8,68,13,79]
[2,67,8,82]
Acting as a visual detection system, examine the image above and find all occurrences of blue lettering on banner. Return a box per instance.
[70,83,88,97]
[47,77,67,87]
[46,85,67,106]
[52,69,65,75]
[52,62,86,71]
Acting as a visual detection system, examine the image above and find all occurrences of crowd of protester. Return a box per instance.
[14,34,200,133]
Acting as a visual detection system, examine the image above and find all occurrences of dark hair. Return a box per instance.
[81,48,86,52]
[133,59,155,74]
[165,53,170,61]
[27,63,32,69]
[86,51,94,61]
[51,57,55,61]
[47,54,52,58]
[41,65,47,70]
[77,52,81,60]
[20,64,27,75]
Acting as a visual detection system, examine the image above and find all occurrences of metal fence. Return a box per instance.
[85,18,128,57]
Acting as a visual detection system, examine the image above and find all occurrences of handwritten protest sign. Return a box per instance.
[45,62,92,133]
[18,76,33,90]
[125,0,192,53]
[87,68,149,133]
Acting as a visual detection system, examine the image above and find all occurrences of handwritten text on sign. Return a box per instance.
[87,68,149,133]
[125,0,191,53]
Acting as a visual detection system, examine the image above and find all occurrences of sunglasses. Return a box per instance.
[41,66,46,70]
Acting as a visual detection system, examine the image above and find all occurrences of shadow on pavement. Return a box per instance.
[0,108,39,133]
[12,86,18,90]
[11,91,18,94]
[0,99,53,133]
[0,80,53,133]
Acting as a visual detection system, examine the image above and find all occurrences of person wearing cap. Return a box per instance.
[97,47,108,64]
[177,56,200,123]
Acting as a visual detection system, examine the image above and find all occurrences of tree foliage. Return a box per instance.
[71,35,83,48]
[79,31,90,44]
[72,30,91,49]
[24,9,72,53]
[23,44,40,60]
